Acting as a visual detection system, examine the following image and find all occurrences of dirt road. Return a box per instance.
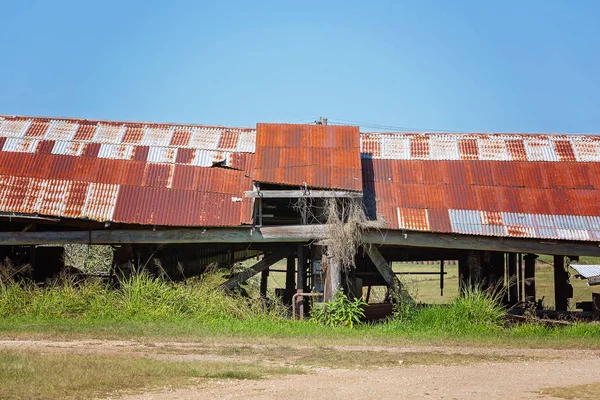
[2,339,599,400]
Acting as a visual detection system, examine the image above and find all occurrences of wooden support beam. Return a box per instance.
[221,248,290,290]
[365,246,412,303]
[524,253,537,301]
[508,253,518,303]
[458,253,468,294]
[260,268,269,298]
[285,256,296,304]
[244,190,363,199]
[297,244,305,317]
[363,230,600,257]
[489,251,505,291]
[554,255,569,311]
[2,226,600,257]
[438,260,444,296]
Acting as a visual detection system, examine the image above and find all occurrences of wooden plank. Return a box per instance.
[1,225,600,256]
[244,190,363,199]
[363,230,600,257]
[365,246,404,295]
[0,226,326,245]
[222,248,290,290]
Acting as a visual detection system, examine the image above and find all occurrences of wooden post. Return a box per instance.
[508,253,518,304]
[440,260,444,296]
[260,267,269,298]
[285,256,295,304]
[467,251,482,285]
[297,244,305,317]
[554,255,568,311]
[324,254,342,302]
[458,253,468,294]
[518,253,523,302]
[524,254,537,302]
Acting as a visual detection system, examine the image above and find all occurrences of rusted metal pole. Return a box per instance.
[554,255,568,311]
[292,292,323,320]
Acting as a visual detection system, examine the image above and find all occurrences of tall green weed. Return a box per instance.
[0,270,285,323]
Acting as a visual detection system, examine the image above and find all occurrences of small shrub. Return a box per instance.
[311,291,366,328]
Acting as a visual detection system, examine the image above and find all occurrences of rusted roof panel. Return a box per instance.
[367,156,600,241]
[0,115,257,226]
[361,132,600,162]
[255,123,362,191]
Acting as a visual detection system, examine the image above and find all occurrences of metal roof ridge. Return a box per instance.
[360,131,600,138]
[0,114,255,131]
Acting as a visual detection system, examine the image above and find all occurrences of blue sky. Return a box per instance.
[1,1,599,133]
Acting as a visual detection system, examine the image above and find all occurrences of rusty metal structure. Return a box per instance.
[1,114,600,317]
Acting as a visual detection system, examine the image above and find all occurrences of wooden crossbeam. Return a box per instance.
[0,225,599,256]
[365,246,400,289]
[244,190,363,198]
[221,247,292,290]
[365,245,414,303]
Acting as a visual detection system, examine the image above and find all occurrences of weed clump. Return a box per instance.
[385,285,505,334]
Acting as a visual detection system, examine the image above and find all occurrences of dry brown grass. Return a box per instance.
[159,344,516,369]
[0,349,298,400]
[539,382,600,399]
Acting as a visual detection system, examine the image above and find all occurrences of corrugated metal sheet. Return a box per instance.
[361,132,600,162]
[365,156,600,241]
[570,265,600,279]
[255,123,362,191]
[2,115,600,238]
[0,115,257,226]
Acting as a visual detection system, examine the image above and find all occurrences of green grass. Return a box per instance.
[1,269,600,349]
[0,271,286,322]
[0,349,298,400]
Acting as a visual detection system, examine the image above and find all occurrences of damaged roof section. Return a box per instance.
[0,115,256,226]
[255,123,362,191]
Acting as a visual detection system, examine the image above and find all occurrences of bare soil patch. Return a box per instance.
[0,338,599,399]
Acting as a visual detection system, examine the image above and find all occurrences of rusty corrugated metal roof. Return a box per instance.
[0,115,256,226]
[3,116,600,241]
[255,123,362,191]
[360,132,600,162]
[364,156,600,241]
